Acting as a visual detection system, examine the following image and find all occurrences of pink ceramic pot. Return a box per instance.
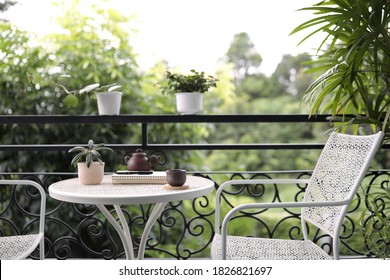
[77,162,104,185]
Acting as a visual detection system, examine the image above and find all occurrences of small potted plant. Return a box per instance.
[68,139,113,185]
[80,83,123,115]
[160,69,218,114]
[51,75,122,115]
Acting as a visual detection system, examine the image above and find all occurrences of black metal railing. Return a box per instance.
[0,114,334,151]
[0,114,387,259]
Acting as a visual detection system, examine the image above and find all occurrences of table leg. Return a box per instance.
[137,202,167,260]
[96,204,134,260]
[114,205,134,257]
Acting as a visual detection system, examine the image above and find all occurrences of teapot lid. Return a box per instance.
[133,148,146,156]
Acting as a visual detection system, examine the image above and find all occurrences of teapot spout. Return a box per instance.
[124,155,131,164]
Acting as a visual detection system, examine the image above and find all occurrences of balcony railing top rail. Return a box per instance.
[2,114,384,151]
[0,114,334,124]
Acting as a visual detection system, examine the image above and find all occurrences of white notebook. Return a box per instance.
[112,171,167,184]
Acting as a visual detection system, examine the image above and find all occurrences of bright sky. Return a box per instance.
[4,0,318,76]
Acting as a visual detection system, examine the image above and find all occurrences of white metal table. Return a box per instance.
[48,175,214,259]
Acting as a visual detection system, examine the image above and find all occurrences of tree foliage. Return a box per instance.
[0,0,15,21]
[272,53,314,98]
[225,32,262,83]
[35,0,141,114]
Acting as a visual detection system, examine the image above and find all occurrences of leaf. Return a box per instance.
[95,146,114,153]
[68,146,85,153]
[108,85,121,92]
[70,152,85,167]
[86,153,92,168]
[63,94,79,108]
[87,139,94,150]
[90,150,102,160]
[59,74,71,79]
[79,83,100,94]
[82,61,89,69]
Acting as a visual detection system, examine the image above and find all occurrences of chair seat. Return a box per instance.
[0,233,43,260]
[211,233,332,260]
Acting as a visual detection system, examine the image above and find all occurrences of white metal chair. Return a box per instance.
[211,131,384,260]
[0,180,46,260]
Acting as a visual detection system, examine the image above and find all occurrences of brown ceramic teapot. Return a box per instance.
[124,149,162,171]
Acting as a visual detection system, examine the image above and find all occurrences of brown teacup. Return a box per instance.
[166,169,187,186]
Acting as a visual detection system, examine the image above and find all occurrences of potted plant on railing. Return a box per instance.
[68,139,113,185]
[160,69,218,114]
[79,83,123,115]
[51,75,122,115]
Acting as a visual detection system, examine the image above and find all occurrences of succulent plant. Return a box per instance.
[68,139,113,168]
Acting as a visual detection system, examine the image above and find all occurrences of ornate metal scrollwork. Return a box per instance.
[1,170,388,259]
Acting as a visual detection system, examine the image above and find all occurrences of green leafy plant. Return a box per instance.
[68,139,113,168]
[291,0,390,139]
[360,185,390,258]
[160,69,218,95]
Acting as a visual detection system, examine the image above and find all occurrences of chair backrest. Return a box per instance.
[302,131,383,239]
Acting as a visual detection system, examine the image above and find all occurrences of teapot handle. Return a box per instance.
[124,155,131,164]
[149,155,162,166]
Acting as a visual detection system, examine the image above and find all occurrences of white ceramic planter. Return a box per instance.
[175,92,203,115]
[96,91,122,115]
[77,162,104,185]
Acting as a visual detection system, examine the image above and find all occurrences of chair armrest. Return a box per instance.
[223,199,350,226]
[217,178,311,196]
[215,178,311,233]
